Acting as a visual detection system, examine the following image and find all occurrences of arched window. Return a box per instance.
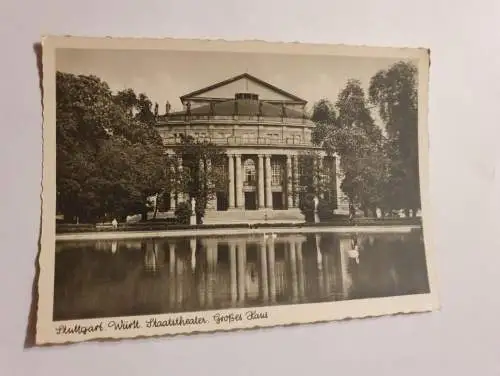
[244,159,256,185]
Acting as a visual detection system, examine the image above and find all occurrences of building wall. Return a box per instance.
[158,123,313,146]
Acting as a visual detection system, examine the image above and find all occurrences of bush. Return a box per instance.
[299,193,338,223]
[299,193,315,223]
[174,202,192,225]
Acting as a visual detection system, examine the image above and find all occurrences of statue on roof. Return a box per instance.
[154,102,159,117]
[165,101,171,115]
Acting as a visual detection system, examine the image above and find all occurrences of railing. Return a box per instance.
[162,135,313,147]
[160,114,312,125]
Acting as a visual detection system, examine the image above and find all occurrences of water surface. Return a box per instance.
[54,229,429,321]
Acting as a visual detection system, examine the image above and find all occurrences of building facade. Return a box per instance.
[156,73,348,224]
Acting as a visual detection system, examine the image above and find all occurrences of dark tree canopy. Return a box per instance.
[369,61,420,213]
[311,99,337,146]
[56,72,170,223]
[174,135,227,224]
[310,79,388,215]
[309,62,421,217]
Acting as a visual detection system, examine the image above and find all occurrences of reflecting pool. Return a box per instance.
[54,229,430,321]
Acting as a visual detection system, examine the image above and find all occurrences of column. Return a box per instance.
[265,155,272,209]
[259,241,269,301]
[258,154,265,209]
[318,156,324,199]
[170,161,176,211]
[267,239,276,302]
[176,250,183,308]
[228,154,235,209]
[313,157,318,193]
[177,156,184,202]
[229,243,237,303]
[316,234,324,297]
[170,192,176,212]
[289,241,298,302]
[323,253,331,297]
[296,240,305,300]
[235,154,243,209]
[169,242,176,309]
[293,155,299,208]
[206,159,215,210]
[206,240,216,308]
[334,154,349,213]
[237,241,246,303]
[190,238,197,271]
[286,155,293,209]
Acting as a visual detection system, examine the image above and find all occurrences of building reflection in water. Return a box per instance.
[53,229,430,321]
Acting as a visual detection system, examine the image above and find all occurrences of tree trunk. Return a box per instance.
[152,193,160,220]
[153,204,158,220]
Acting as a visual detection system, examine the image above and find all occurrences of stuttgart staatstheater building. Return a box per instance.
[155,73,349,224]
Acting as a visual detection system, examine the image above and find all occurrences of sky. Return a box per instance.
[56,48,411,125]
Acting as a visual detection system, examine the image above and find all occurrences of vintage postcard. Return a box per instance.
[36,36,439,345]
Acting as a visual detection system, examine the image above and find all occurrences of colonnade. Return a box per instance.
[154,235,352,310]
[227,153,299,209]
[166,151,349,215]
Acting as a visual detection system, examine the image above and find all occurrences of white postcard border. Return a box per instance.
[36,36,439,345]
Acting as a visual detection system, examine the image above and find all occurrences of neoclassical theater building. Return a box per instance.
[156,73,348,224]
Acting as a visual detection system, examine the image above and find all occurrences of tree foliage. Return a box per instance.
[369,61,420,214]
[311,99,336,145]
[310,61,421,217]
[311,80,389,215]
[56,72,171,223]
[174,135,226,224]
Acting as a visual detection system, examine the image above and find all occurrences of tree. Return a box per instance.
[56,72,170,223]
[369,61,420,215]
[175,135,226,224]
[310,79,389,216]
[294,151,337,222]
[113,88,138,116]
[311,99,336,145]
[136,93,156,125]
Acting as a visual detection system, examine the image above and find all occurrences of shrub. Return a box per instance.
[174,202,191,225]
[299,193,338,223]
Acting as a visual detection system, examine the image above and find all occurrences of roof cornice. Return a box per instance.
[179,73,307,104]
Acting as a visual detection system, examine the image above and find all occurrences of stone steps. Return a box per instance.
[204,208,305,224]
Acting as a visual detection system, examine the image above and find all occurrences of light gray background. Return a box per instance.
[1,0,499,374]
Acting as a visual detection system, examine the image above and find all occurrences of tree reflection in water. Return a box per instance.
[53,230,430,321]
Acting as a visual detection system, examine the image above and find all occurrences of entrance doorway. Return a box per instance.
[272,192,284,210]
[244,192,257,210]
[216,192,228,211]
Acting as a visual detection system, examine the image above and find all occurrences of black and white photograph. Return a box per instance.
[37,37,438,345]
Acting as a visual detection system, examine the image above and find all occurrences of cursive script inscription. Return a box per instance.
[108,319,141,331]
[213,310,269,325]
[145,315,207,328]
[213,312,243,324]
[55,323,104,335]
[246,310,268,320]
